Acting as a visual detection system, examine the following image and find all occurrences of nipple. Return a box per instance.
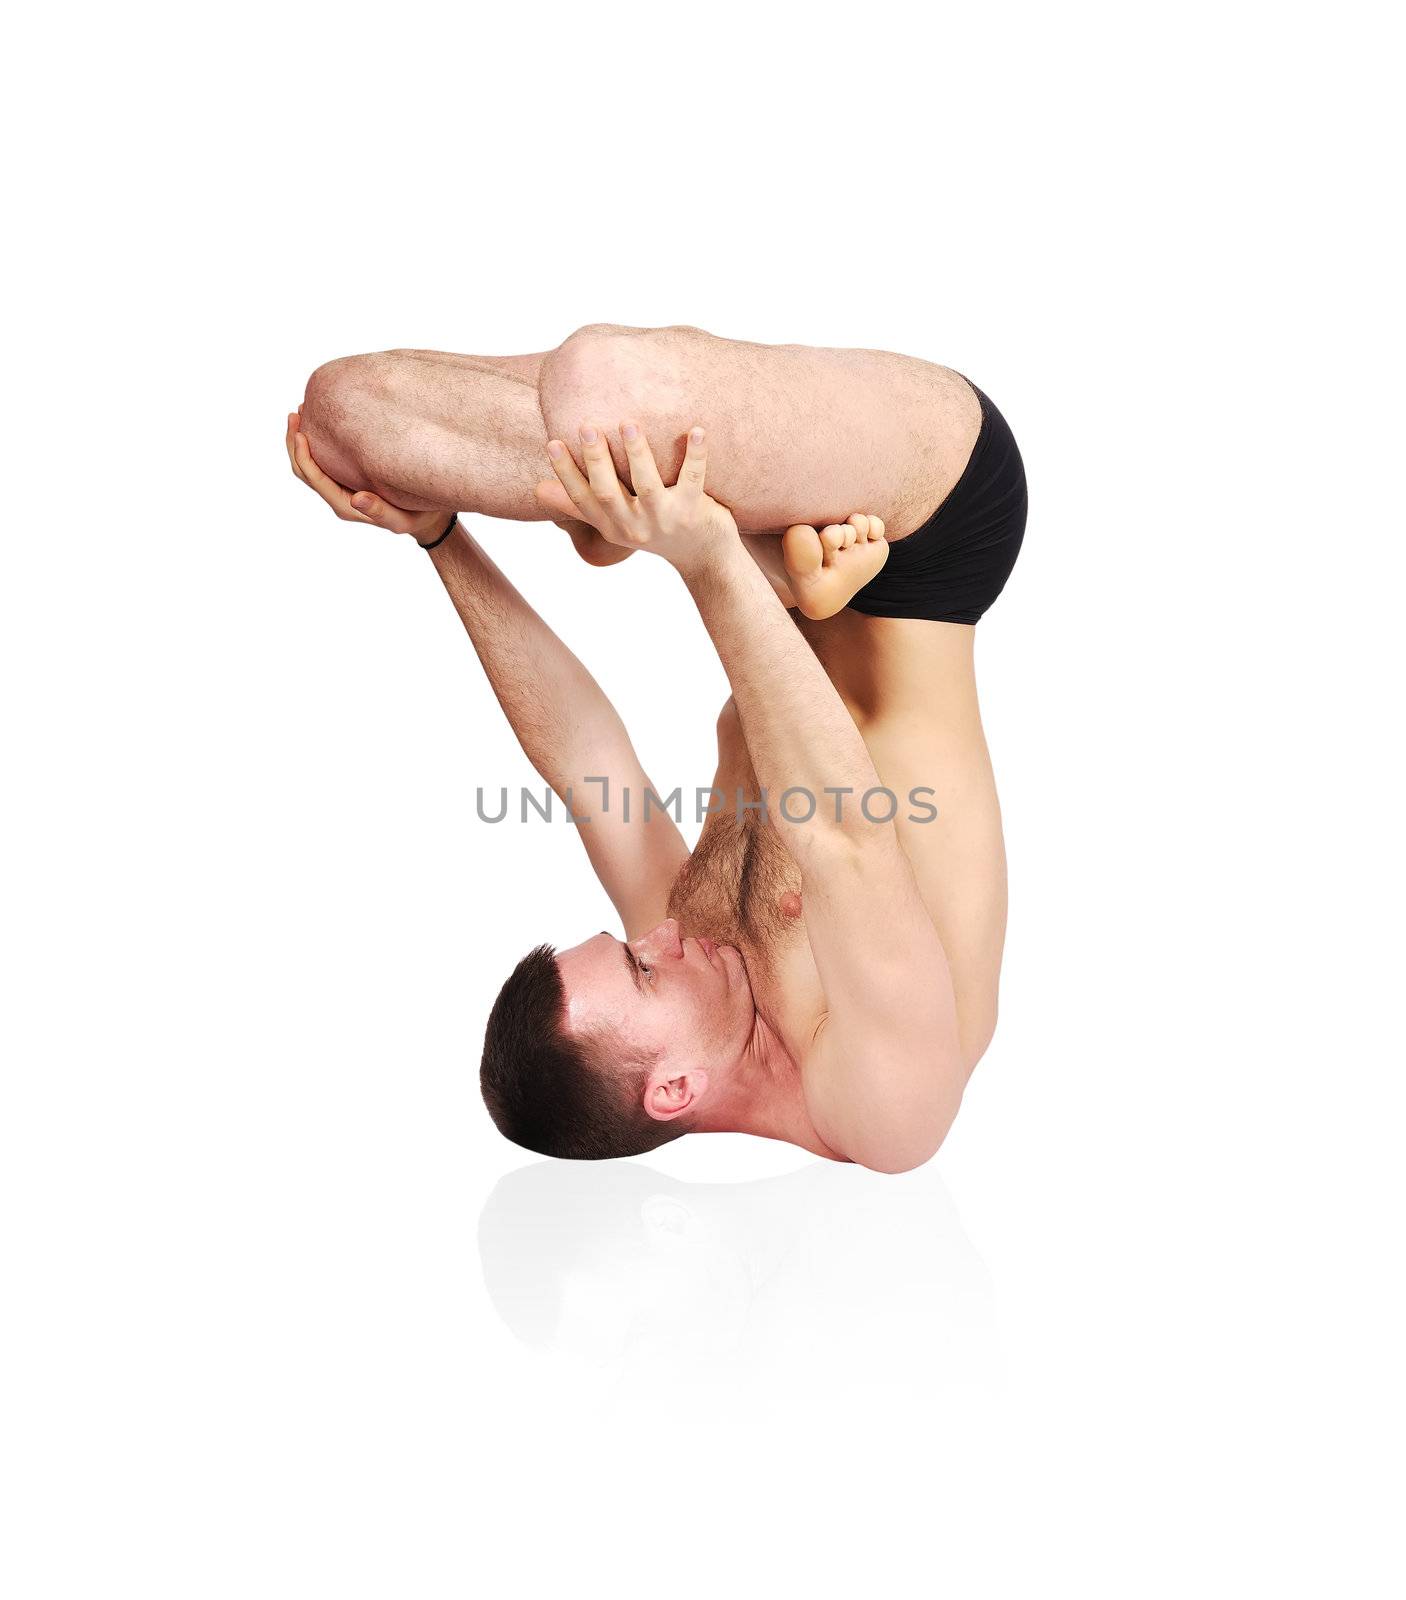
[779,891,803,919]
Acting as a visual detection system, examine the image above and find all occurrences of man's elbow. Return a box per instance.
[851,1126,947,1175]
[843,1087,962,1175]
[859,1151,934,1176]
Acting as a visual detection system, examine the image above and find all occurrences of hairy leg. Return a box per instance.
[539,324,981,540]
[300,324,980,537]
[300,347,556,518]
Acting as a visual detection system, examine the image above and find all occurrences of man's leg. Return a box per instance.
[540,325,979,540]
[297,330,647,518]
[301,324,980,537]
[300,347,556,518]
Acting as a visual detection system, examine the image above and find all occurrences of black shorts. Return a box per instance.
[847,377,1027,625]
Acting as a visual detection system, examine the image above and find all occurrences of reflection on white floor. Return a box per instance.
[478,1158,1000,1418]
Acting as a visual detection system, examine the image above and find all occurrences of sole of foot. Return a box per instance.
[781,514,890,620]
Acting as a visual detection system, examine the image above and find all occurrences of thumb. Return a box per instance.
[533,479,580,521]
[350,492,386,521]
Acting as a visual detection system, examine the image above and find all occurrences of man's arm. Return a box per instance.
[427,524,689,939]
[680,538,964,1171]
[286,412,686,938]
[548,422,964,1172]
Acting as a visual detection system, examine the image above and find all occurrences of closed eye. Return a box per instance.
[620,939,655,993]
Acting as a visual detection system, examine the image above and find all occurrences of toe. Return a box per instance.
[782,523,825,578]
[790,533,892,620]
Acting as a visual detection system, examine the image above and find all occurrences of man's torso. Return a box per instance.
[667,610,1008,1079]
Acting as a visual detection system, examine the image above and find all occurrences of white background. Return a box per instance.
[3,2,1402,1595]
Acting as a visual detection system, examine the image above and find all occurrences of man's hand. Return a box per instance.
[285,410,452,541]
[540,421,739,576]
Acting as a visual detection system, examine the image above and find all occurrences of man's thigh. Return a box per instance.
[539,325,982,539]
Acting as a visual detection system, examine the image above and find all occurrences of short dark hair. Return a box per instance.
[480,944,689,1160]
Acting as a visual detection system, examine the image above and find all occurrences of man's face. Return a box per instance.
[555,918,753,1083]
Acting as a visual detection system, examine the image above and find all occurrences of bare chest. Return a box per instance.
[666,808,825,1054]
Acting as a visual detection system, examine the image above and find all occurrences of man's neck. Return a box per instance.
[694,1010,842,1160]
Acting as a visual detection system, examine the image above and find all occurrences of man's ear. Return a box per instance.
[643,1067,709,1123]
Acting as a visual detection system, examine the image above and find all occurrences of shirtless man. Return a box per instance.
[287,323,1027,1172]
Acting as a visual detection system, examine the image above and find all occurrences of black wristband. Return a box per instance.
[418,513,458,551]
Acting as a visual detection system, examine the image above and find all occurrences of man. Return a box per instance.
[288,322,1027,1172]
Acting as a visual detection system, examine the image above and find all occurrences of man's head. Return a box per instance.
[480,919,754,1160]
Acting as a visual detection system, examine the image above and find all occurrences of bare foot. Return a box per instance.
[781,514,890,620]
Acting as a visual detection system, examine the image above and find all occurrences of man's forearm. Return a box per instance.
[428,524,638,795]
[680,538,887,844]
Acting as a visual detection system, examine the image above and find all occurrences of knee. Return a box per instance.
[560,321,645,345]
[300,352,397,490]
[562,320,711,340]
[302,351,387,427]
[544,326,642,405]
[552,322,708,371]
[540,327,692,477]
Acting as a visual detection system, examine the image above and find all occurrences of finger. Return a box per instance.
[293,431,373,522]
[349,491,419,533]
[619,421,666,500]
[577,424,628,514]
[534,478,586,523]
[287,417,312,486]
[348,492,385,525]
[293,430,341,500]
[675,425,708,498]
[545,438,600,522]
[286,413,301,475]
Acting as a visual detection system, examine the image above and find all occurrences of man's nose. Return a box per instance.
[642,918,684,960]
